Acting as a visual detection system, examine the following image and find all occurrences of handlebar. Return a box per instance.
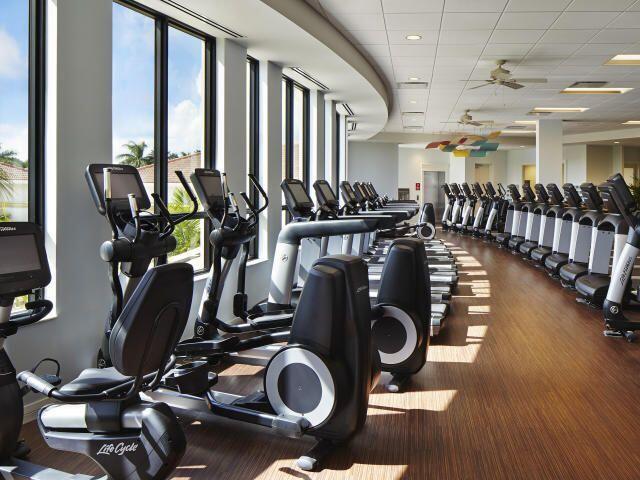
[9,300,53,328]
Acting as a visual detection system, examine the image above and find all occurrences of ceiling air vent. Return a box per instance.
[527,110,551,116]
[160,1,243,38]
[568,81,607,88]
[291,67,330,91]
[506,125,528,130]
[397,81,429,90]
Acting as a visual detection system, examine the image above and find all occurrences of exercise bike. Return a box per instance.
[0,222,190,479]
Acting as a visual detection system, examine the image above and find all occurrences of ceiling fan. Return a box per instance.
[442,110,493,127]
[468,60,547,90]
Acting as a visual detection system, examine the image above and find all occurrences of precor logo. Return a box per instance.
[0,226,17,232]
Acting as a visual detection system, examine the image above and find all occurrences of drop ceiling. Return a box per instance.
[307,0,640,137]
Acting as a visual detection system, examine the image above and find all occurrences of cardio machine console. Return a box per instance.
[534,183,550,203]
[85,164,151,215]
[522,184,536,202]
[507,184,521,200]
[0,223,50,297]
[314,180,339,210]
[282,178,315,218]
[580,182,603,211]
[190,168,225,213]
[545,183,564,206]
[562,183,582,208]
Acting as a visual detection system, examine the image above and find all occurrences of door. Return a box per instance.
[423,171,445,218]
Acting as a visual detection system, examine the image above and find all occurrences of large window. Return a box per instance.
[281,77,309,221]
[247,57,259,258]
[0,0,45,225]
[0,0,46,309]
[112,1,215,273]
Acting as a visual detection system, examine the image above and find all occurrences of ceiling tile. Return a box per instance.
[441,12,501,29]
[384,13,442,29]
[392,56,436,66]
[540,29,598,43]
[519,56,566,66]
[497,12,561,30]
[438,29,493,44]
[390,44,438,56]
[590,29,640,43]
[334,13,385,30]
[567,0,635,11]
[444,0,508,12]
[437,44,485,56]
[436,55,479,65]
[318,0,383,14]
[505,0,571,11]
[489,29,545,43]
[609,12,640,28]
[575,43,634,54]
[562,55,613,65]
[349,30,389,45]
[387,30,440,44]
[483,43,533,56]
[381,0,445,13]
[529,44,581,56]
[394,65,434,80]
[552,12,620,30]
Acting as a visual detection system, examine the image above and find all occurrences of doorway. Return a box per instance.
[523,164,536,185]
[423,171,446,218]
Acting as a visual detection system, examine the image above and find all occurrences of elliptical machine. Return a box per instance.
[85,164,198,367]
[0,222,190,479]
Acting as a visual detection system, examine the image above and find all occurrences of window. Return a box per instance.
[281,77,309,222]
[247,57,259,258]
[112,2,155,198]
[112,1,216,273]
[0,0,46,310]
[166,26,205,270]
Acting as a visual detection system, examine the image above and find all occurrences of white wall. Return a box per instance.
[347,141,398,197]
[506,148,536,185]
[587,145,613,185]
[398,147,450,203]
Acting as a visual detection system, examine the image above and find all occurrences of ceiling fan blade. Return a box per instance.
[503,81,525,90]
[514,78,547,83]
[468,82,493,90]
[468,121,483,127]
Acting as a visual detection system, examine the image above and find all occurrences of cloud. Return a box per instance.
[168,99,204,154]
[0,123,28,160]
[0,29,26,79]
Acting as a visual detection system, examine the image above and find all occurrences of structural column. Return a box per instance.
[259,61,283,258]
[216,39,247,196]
[325,100,337,188]
[448,155,475,184]
[612,144,624,174]
[536,119,563,185]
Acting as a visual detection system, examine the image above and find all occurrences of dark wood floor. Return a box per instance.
[19,230,640,479]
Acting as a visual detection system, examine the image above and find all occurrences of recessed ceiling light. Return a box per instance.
[409,76,420,81]
[409,100,417,104]
[514,120,537,125]
[614,141,620,144]
[406,34,422,41]
[605,54,640,65]
[532,107,589,113]
[622,120,640,125]
[520,145,525,148]
[561,87,633,94]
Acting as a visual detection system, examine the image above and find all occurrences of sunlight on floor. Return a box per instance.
[369,389,458,413]
[468,305,490,314]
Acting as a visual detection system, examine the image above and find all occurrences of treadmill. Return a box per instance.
[530,183,567,264]
[495,184,521,247]
[542,184,583,273]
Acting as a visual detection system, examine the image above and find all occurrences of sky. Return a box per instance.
[0,1,204,164]
[0,0,29,161]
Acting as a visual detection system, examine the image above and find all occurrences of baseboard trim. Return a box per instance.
[23,397,52,424]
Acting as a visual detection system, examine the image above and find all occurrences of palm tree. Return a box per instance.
[0,165,12,202]
[116,141,154,167]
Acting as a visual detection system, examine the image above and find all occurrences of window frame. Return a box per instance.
[334,111,341,192]
[114,0,216,274]
[247,56,259,259]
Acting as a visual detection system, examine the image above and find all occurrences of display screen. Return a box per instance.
[318,182,336,201]
[0,234,41,275]
[199,174,224,207]
[288,183,312,204]
[343,183,356,201]
[95,171,146,201]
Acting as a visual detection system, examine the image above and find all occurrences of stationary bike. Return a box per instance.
[0,222,190,479]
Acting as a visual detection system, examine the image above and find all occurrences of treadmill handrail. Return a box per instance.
[277,218,380,245]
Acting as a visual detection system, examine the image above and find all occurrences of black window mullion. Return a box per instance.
[28,0,46,227]
[248,58,259,259]
[285,78,294,179]
[335,111,340,191]
[204,38,216,170]
[302,88,310,190]
[154,16,169,205]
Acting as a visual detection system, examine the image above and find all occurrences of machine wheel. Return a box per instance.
[371,306,418,367]
[417,222,436,240]
[264,346,336,428]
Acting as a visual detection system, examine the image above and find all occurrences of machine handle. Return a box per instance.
[10,300,53,328]
[248,173,269,213]
[17,371,56,397]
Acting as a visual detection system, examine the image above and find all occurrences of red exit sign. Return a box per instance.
[415,182,421,191]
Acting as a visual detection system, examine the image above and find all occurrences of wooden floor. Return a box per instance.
[20,230,640,479]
